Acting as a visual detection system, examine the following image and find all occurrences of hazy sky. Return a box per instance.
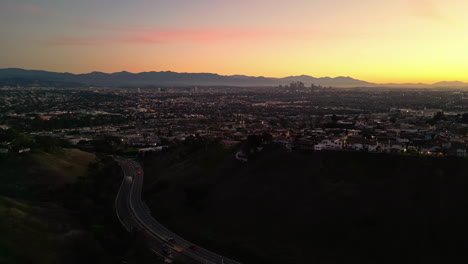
[1,0,467,83]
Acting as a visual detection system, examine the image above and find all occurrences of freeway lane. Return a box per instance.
[115,157,242,264]
[115,157,177,263]
[115,174,133,232]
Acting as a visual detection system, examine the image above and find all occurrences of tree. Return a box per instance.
[0,128,19,142]
[261,132,273,144]
[462,113,468,124]
[433,112,446,122]
[332,114,339,123]
[11,134,34,150]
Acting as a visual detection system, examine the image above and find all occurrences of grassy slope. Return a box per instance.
[0,149,100,264]
[0,196,76,264]
[0,149,96,200]
[144,145,468,264]
[27,148,96,184]
[1,149,166,264]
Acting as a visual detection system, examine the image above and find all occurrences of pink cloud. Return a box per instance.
[48,37,116,46]
[49,19,360,46]
[123,28,286,44]
[71,21,149,32]
[49,27,300,46]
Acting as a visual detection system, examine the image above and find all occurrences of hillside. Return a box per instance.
[143,143,468,264]
[0,196,75,264]
[0,149,96,199]
[27,148,96,184]
[0,149,159,264]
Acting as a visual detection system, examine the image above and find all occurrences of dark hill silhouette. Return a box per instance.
[143,143,468,264]
[1,68,468,88]
[0,68,373,87]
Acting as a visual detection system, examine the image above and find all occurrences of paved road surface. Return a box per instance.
[114,157,241,264]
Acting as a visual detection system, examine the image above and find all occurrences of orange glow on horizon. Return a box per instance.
[1,0,468,84]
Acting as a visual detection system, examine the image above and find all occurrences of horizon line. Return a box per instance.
[1,67,466,86]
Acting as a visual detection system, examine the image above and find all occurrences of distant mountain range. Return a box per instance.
[0,68,467,88]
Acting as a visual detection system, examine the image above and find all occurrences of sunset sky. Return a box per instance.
[1,0,467,83]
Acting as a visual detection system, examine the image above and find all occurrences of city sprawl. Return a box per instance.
[2,84,468,158]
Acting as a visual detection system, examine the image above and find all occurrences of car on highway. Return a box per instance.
[162,246,172,256]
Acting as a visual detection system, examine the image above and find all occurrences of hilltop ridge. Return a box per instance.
[2,68,467,88]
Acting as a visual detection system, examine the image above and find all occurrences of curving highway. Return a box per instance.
[114,157,241,264]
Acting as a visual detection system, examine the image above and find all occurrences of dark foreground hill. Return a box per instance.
[143,143,468,264]
[0,149,160,264]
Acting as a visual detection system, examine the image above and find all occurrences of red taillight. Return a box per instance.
[137,171,142,175]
